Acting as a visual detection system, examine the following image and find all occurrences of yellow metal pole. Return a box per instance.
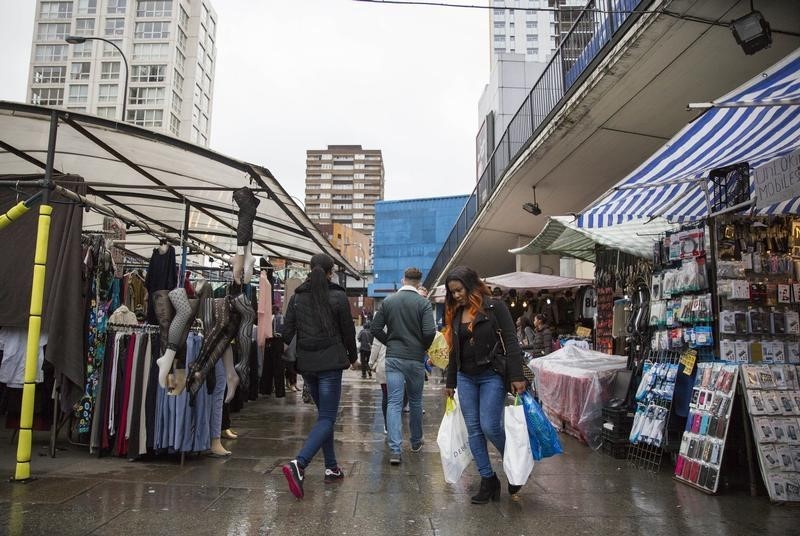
[0,201,30,230]
[14,203,52,481]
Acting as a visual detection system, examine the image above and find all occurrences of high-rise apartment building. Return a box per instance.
[27,0,216,146]
[490,0,584,63]
[305,145,385,235]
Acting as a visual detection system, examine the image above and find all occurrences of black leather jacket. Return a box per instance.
[446,298,524,389]
[283,280,358,373]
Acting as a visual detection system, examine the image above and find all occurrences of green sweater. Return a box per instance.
[370,287,436,361]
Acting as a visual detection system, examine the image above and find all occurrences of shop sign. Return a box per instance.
[752,148,800,208]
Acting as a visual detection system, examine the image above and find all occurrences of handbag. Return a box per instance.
[282,335,296,363]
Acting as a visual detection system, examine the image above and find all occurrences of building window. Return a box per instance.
[39,2,73,19]
[179,4,188,27]
[129,86,165,105]
[74,18,95,36]
[493,46,506,54]
[207,16,216,37]
[70,62,90,80]
[104,18,125,36]
[76,0,97,15]
[126,108,163,127]
[135,21,170,39]
[68,84,88,104]
[493,21,504,29]
[35,44,67,62]
[31,87,64,106]
[319,182,331,190]
[354,183,364,190]
[171,91,182,113]
[136,0,172,17]
[493,35,505,43]
[203,73,211,92]
[32,66,66,84]
[133,42,169,60]
[201,3,209,24]
[509,35,515,42]
[172,70,183,92]
[494,9,504,16]
[100,61,120,80]
[353,192,364,199]
[96,106,116,118]
[98,84,119,103]
[177,27,187,50]
[169,113,180,135]
[175,48,185,70]
[526,47,539,55]
[71,41,92,58]
[191,104,199,123]
[37,23,70,41]
[103,40,122,57]
[526,21,537,29]
[526,34,537,42]
[131,64,166,82]
[107,0,127,14]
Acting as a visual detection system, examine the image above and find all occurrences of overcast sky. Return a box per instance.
[0,0,489,204]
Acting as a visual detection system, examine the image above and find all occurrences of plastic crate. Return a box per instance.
[602,424,631,443]
[602,406,634,426]
[601,437,629,459]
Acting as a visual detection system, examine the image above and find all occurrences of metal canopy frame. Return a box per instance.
[0,101,360,277]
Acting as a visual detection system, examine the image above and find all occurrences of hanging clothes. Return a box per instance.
[0,328,48,387]
[257,270,273,351]
[145,246,177,324]
[127,271,148,320]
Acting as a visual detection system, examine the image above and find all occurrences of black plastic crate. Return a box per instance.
[602,425,631,443]
[601,437,629,459]
[602,406,634,426]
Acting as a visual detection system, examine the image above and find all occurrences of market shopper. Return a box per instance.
[370,267,436,465]
[443,265,527,504]
[516,315,536,348]
[530,313,553,357]
[281,253,358,499]
[358,322,374,378]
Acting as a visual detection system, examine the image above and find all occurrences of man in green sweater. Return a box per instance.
[371,267,436,465]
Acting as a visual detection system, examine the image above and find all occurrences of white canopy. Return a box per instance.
[0,102,358,275]
[429,270,591,303]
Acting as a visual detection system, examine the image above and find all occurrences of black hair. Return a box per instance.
[518,315,533,330]
[310,253,335,334]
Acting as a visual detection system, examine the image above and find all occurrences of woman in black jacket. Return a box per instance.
[443,266,526,504]
[282,253,357,499]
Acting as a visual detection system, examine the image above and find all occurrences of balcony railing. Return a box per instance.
[424,0,647,288]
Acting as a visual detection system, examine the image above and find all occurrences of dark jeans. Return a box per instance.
[296,369,343,469]
[260,337,285,397]
[457,369,506,478]
[360,350,371,377]
[380,384,388,428]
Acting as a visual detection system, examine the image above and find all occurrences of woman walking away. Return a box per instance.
[443,266,526,504]
[369,333,388,433]
[282,253,358,499]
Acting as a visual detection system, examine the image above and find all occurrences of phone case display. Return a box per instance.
[741,364,800,502]
[715,216,800,366]
[674,362,739,493]
[649,225,712,354]
[595,287,614,354]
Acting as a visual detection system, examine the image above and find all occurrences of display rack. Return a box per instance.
[628,349,681,472]
[740,364,800,502]
[673,362,740,494]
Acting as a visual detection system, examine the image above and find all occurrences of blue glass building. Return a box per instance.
[369,195,469,297]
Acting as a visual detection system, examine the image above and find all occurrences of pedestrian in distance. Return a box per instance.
[370,267,436,465]
[358,321,374,379]
[531,313,553,357]
[442,265,527,504]
[281,253,358,499]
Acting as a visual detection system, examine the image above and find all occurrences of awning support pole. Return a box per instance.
[14,110,57,481]
[180,200,190,281]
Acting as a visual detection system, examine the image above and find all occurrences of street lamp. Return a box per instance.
[65,36,129,122]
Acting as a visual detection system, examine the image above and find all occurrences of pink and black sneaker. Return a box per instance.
[283,459,305,499]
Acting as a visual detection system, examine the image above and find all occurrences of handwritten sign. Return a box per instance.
[753,148,800,208]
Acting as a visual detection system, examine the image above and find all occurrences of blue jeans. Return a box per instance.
[296,369,342,469]
[386,357,425,454]
[457,369,506,478]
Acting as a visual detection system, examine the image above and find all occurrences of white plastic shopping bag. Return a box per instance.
[437,392,473,484]
[502,397,534,486]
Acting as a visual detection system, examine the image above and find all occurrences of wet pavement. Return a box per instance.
[0,371,797,535]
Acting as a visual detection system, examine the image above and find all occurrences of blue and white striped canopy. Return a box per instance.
[578,47,800,228]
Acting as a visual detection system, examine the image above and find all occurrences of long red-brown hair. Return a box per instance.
[442,266,491,346]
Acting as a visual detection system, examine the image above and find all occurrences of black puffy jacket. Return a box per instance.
[446,298,525,389]
[283,280,358,373]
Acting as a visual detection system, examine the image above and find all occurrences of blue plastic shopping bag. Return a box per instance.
[521,390,563,460]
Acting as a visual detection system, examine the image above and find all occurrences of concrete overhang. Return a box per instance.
[436,0,800,286]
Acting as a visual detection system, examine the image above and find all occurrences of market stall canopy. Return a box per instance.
[509,216,678,262]
[484,271,592,292]
[0,102,359,276]
[578,47,800,228]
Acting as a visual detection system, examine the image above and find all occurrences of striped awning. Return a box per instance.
[509,216,677,262]
[578,47,800,228]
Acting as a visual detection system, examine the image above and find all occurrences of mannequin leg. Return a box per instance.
[156,288,196,388]
[243,243,255,283]
[232,293,255,394]
[209,358,230,456]
[232,246,245,285]
[223,346,240,403]
[233,187,259,285]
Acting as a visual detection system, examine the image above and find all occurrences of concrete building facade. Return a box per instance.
[27,0,216,146]
[304,145,385,236]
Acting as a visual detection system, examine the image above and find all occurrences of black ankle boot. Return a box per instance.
[471,474,501,504]
[508,483,522,496]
